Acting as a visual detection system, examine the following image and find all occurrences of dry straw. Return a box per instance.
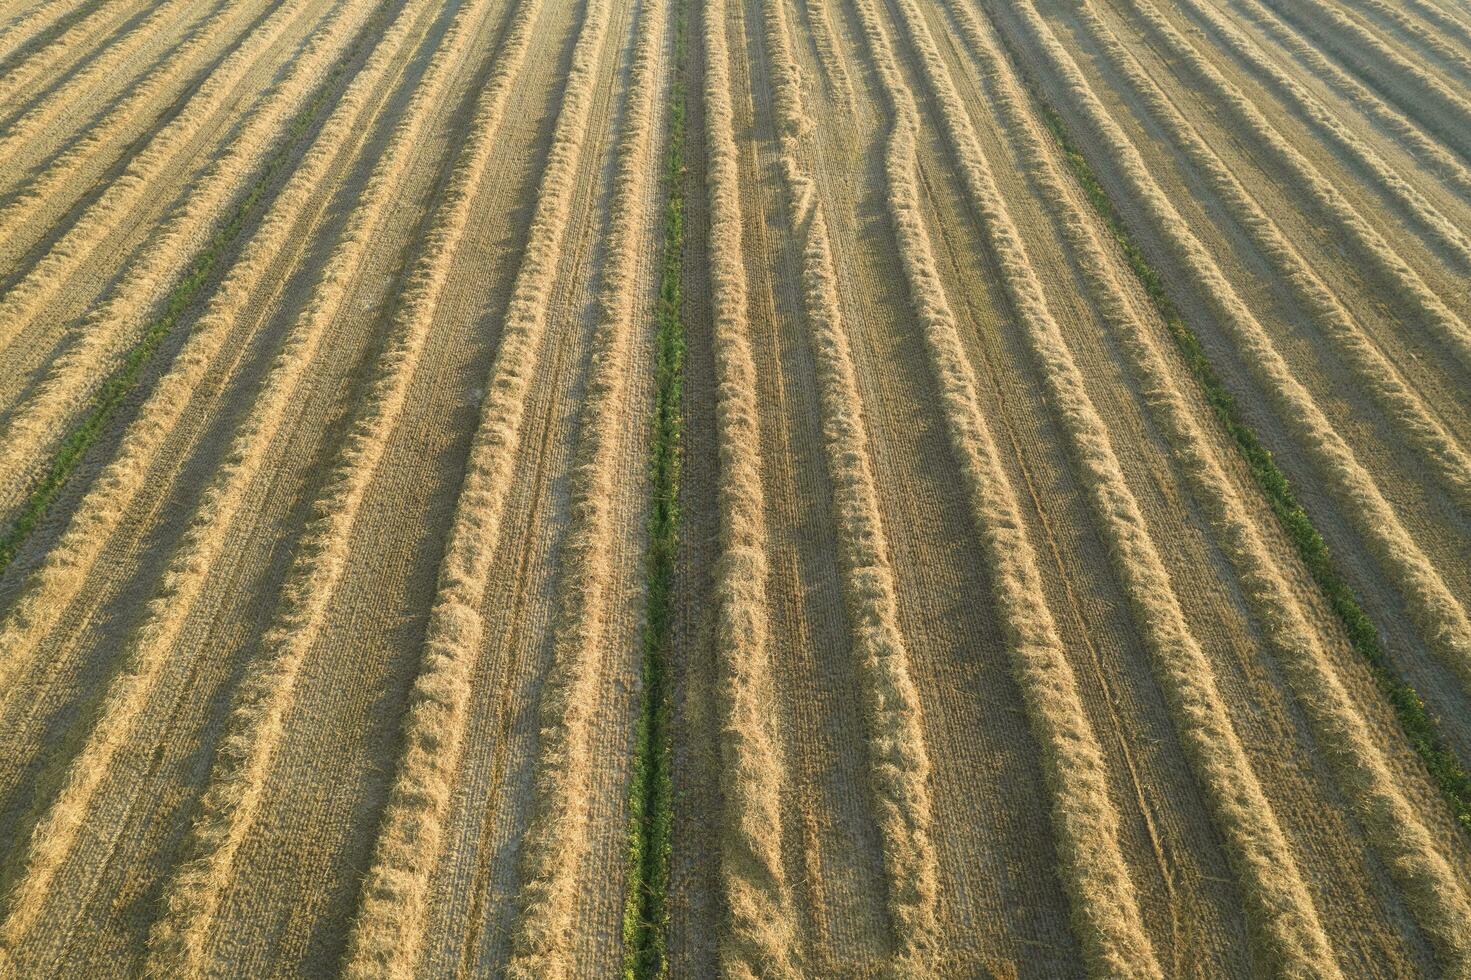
[951,0,1471,970]
[761,0,939,967]
[906,0,1341,972]
[701,0,795,972]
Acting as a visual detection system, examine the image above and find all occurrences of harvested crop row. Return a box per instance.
[1170,0,1471,271]
[1348,0,1471,82]
[1075,0,1471,513]
[0,0,448,964]
[0,0,273,249]
[760,0,937,966]
[800,0,853,107]
[500,0,666,973]
[0,0,157,112]
[851,0,1158,974]
[947,3,1471,969]
[999,0,1471,704]
[1256,0,1471,159]
[0,0,106,67]
[1101,0,1471,376]
[105,0,546,975]
[897,0,1340,972]
[0,0,320,350]
[0,0,352,510]
[1383,0,1471,59]
[698,0,794,971]
[1219,0,1471,204]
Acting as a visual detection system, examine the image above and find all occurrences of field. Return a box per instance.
[0,0,1469,974]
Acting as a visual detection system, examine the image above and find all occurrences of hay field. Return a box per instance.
[0,0,1468,974]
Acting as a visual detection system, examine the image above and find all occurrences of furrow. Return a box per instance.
[1219,0,1471,204]
[132,0,541,974]
[1256,0,1471,159]
[1102,0,1471,377]
[123,1,505,973]
[761,0,938,967]
[998,0,1471,704]
[894,0,1341,972]
[0,0,348,512]
[700,0,794,971]
[0,0,193,145]
[1171,0,1471,271]
[498,0,652,970]
[0,0,271,243]
[850,0,1159,974]
[950,3,1471,970]
[0,0,446,963]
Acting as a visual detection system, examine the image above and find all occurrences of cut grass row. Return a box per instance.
[619,0,686,974]
[1010,19,1471,838]
[0,45,342,583]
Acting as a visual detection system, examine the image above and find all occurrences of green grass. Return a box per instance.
[0,54,353,580]
[1010,53,1471,833]
[621,0,688,975]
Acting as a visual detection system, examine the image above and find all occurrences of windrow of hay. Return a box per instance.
[760,0,937,967]
[850,0,1159,974]
[1075,0,1471,514]
[800,0,853,109]
[499,0,667,973]
[0,0,111,71]
[1390,0,1471,59]
[1107,0,1471,369]
[0,0,445,966]
[947,2,1471,970]
[699,0,795,972]
[899,0,1338,972]
[0,0,345,512]
[1222,0,1471,204]
[0,0,272,250]
[228,0,551,968]
[1171,0,1471,270]
[0,0,323,353]
[134,0,506,971]
[998,0,1471,703]
[0,0,165,112]
[1256,0,1471,158]
[0,0,412,716]
[1346,0,1471,84]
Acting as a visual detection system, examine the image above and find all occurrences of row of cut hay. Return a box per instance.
[950,1,1471,971]
[899,0,1338,972]
[0,0,340,512]
[388,0,617,965]
[759,0,937,967]
[1172,0,1471,271]
[1081,0,1471,513]
[497,0,657,972]
[800,0,853,108]
[1335,0,1471,87]
[1389,0,1471,60]
[0,0,271,249]
[0,0,108,68]
[0,0,448,969]
[1108,0,1471,372]
[0,0,156,111]
[698,0,794,972]
[129,0,506,972]
[1049,0,1471,698]
[1255,0,1471,158]
[235,0,556,959]
[1222,0,1471,204]
[0,0,384,712]
[850,0,1159,973]
[0,0,317,348]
